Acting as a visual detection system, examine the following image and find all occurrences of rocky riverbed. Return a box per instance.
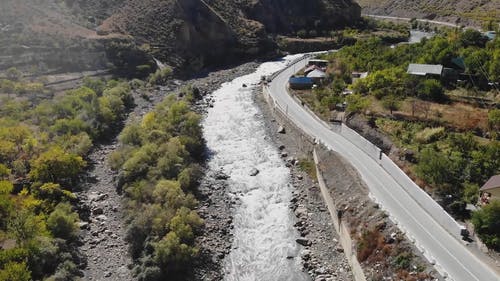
[75,61,259,281]
[254,88,355,281]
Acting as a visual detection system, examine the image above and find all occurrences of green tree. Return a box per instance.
[83,77,106,95]
[472,200,500,250]
[169,207,203,242]
[29,147,86,185]
[0,79,15,97]
[382,95,400,115]
[0,262,31,281]
[460,29,488,48]
[0,164,11,179]
[415,148,454,186]
[33,183,76,208]
[7,210,48,245]
[0,181,14,228]
[417,79,445,102]
[346,94,370,113]
[47,202,79,241]
[153,232,198,271]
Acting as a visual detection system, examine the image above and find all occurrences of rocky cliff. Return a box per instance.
[102,0,361,71]
[0,0,361,75]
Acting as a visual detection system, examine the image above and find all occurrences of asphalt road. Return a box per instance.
[363,14,460,28]
[267,57,499,281]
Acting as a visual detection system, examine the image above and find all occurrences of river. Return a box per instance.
[202,55,311,281]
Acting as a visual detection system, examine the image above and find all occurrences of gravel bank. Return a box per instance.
[76,61,259,281]
[254,88,355,281]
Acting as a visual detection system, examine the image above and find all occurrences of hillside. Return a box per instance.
[0,0,127,75]
[0,0,361,75]
[358,0,500,26]
[102,0,361,70]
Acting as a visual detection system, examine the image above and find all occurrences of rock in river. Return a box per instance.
[296,238,311,246]
[249,168,260,176]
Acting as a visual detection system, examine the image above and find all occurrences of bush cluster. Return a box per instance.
[0,77,134,280]
[110,91,204,280]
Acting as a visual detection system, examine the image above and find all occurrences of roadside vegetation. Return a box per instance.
[0,73,134,279]
[294,17,410,44]
[108,87,205,281]
[279,17,410,53]
[294,26,500,249]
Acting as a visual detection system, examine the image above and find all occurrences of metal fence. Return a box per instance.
[265,55,465,241]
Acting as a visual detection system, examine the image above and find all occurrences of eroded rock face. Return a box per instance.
[102,0,361,71]
[244,0,362,34]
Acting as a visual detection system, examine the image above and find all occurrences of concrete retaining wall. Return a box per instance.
[262,84,367,281]
[313,149,367,281]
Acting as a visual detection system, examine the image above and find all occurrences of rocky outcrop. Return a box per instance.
[101,0,361,71]
[0,0,361,75]
[243,0,361,34]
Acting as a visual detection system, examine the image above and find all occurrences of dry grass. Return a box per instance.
[357,227,386,262]
[369,97,489,132]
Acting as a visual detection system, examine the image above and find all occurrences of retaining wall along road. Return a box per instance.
[264,54,465,242]
[262,83,368,281]
[313,149,368,281]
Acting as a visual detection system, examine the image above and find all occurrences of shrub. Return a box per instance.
[148,67,173,85]
[153,232,198,271]
[0,262,31,281]
[357,228,384,262]
[47,203,79,241]
[393,251,412,270]
[472,200,500,250]
[417,79,445,102]
[415,127,446,144]
[29,147,86,185]
[297,29,307,38]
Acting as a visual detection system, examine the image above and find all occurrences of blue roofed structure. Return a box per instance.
[289,77,313,90]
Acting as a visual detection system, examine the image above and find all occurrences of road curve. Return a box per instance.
[266,56,499,281]
[363,14,460,28]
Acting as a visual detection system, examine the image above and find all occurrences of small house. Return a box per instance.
[304,65,321,76]
[289,77,314,90]
[308,59,329,68]
[306,69,327,84]
[352,71,369,84]
[407,64,444,77]
[480,175,500,204]
[352,72,369,79]
[485,31,496,41]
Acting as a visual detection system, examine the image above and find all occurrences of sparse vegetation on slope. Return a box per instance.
[358,0,500,27]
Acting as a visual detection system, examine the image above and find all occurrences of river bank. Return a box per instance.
[254,87,355,281]
[76,61,260,281]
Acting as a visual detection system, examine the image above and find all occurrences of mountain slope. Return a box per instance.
[0,0,361,74]
[358,0,500,26]
[101,0,361,70]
